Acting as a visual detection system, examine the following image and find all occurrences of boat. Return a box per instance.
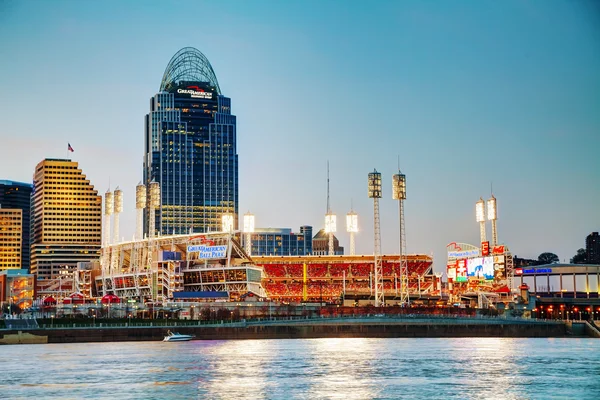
[163,330,195,342]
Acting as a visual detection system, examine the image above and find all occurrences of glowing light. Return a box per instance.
[476,198,485,222]
[487,196,497,220]
[114,189,123,213]
[325,213,337,233]
[104,191,114,215]
[222,214,234,233]
[243,213,255,233]
[346,212,358,233]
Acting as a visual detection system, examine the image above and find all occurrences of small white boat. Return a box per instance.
[163,330,195,342]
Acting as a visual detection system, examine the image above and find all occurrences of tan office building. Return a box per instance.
[30,159,102,280]
[0,208,22,270]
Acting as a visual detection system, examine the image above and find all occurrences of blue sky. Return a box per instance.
[0,0,599,271]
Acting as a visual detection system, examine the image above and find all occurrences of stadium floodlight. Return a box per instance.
[368,169,384,307]
[368,170,382,199]
[243,212,254,256]
[487,195,498,246]
[487,196,497,221]
[476,198,485,222]
[346,211,358,256]
[325,214,337,233]
[392,171,409,306]
[113,188,123,244]
[148,181,160,239]
[222,214,234,233]
[243,212,255,233]
[346,212,358,233]
[392,173,406,200]
[135,183,146,241]
[476,197,487,246]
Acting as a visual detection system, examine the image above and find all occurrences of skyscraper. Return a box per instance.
[0,209,22,270]
[0,180,33,270]
[586,232,599,264]
[30,159,102,280]
[143,47,238,236]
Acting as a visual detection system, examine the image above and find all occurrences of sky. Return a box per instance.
[0,0,599,273]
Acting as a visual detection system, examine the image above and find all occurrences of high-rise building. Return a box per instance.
[0,209,22,270]
[30,159,102,280]
[312,229,344,255]
[242,226,313,256]
[0,180,33,270]
[586,232,600,264]
[143,47,238,236]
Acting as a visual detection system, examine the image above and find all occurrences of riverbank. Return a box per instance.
[0,316,572,343]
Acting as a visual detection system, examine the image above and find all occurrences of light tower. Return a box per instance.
[392,171,409,305]
[135,183,146,241]
[149,182,160,239]
[324,162,336,256]
[113,188,123,244]
[222,214,234,233]
[346,208,358,256]
[487,195,498,246]
[243,212,255,256]
[476,198,486,245]
[368,169,384,307]
[103,190,113,247]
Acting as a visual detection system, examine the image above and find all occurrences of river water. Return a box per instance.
[1,338,599,399]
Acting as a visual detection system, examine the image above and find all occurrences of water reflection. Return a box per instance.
[0,338,599,399]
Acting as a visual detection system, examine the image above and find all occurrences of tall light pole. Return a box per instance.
[368,170,384,307]
[476,198,486,245]
[346,209,358,256]
[487,195,498,246]
[392,171,409,306]
[325,162,336,255]
[243,212,255,256]
[102,190,113,274]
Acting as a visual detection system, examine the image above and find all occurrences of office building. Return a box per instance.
[0,209,22,270]
[30,159,102,280]
[0,180,33,270]
[587,232,600,264]
[143,47,238,236]
[242,226,313,256]
[312,229,344,255]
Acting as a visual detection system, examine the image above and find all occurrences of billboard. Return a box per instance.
[187,245,227,259]
[467,257,494,280]
[455,259,467,282]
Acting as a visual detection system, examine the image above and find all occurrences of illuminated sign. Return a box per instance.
[481,241,490,256]
[187,245,227,259]
[177,86,213,99]
[467,257,494,280]
[518,268,553,274]
[492,245,505,255]
[448,249,479,259]
[456,259,467,280]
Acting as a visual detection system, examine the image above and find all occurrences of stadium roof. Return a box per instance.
[160,47,221,94]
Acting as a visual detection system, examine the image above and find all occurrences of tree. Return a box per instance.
[537,252,559,265]
[570,248,587,264]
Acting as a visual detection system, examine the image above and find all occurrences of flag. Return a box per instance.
[68,143,74,152]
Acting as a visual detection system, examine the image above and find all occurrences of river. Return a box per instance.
[1,338,599,399]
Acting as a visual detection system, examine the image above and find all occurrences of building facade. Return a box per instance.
[0,209,22,270]
[0,180,33,270]
[312,229,344,255]
[30,159,102,280]
[586,232,599,264]
[242,226,313,256]
[143,47,238,236]
[0,269,36,312]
